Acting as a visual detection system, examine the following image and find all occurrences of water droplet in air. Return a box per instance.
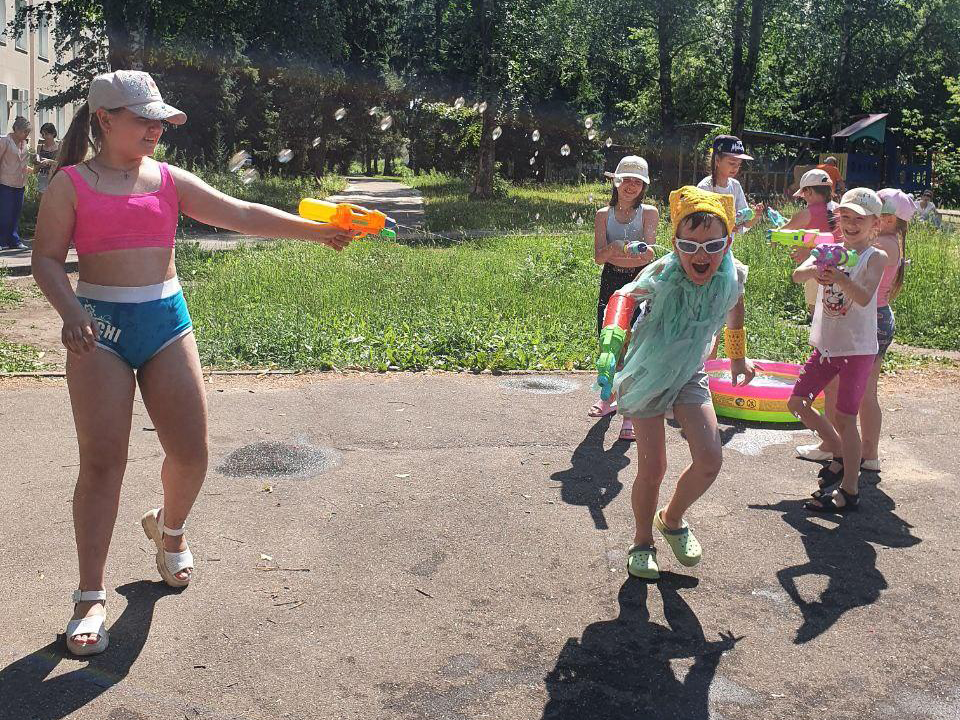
[587,129,597,140]
[239,168,259,184]
[535,213,541,220]
[492,126,502,140]
[335,108,347,121]
[532,129,541,142]
[605,137,613,148]
[311,136,322,148]
[584,117,594,129]
[535,150,539,157]
[478,101,488,113]
[454,96,465,109]
[560,144,571,156]
[380,115,393,131]
[529,157,536,165]
[227,150,251,173]
[277,148,294,164]
[368,106,380,116]
[577,215,585,226]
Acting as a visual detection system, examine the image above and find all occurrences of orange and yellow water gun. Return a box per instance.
[298,198,398,239]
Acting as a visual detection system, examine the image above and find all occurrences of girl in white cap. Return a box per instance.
[789,188,888,513]
[589,156,659,441]
[696,135,762,233]
[31,71,355,656]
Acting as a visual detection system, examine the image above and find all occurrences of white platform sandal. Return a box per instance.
[66,589,109,656]
[141,508,194,588]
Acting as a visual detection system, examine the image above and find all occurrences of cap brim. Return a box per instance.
[838,202,870,216]
[793,188,805,198]
[729,152,753,161]
[128,101,187,125]
[604,171,650,184]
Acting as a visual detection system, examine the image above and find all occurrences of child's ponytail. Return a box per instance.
[890,218,908,300]
[53,103,107,176]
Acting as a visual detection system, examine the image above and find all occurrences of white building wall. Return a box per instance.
[0,0,75,144]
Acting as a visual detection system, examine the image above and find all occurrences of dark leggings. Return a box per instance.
[597,263,646,335]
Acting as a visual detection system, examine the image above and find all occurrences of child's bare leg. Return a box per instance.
[814,377,841,454]
[858,358,884,461]
[834,410,861,494]
[630,415,667,546]
[788,394,842,464]
[662,403,723,528]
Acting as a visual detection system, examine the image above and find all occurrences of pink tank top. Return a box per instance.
[807,201,841,239]
[62,162,179,256]
[875,233,901,307]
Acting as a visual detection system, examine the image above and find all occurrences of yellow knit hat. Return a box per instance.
[669,186,736,235]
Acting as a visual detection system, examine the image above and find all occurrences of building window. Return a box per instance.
[13,89,30,120]
[0,0,6,45]
[14,0,27,51]
[56,106,64,136]
[0,85,7,134]
[38,10,49,59]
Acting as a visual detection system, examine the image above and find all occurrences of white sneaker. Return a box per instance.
[861,458,881,472]
[796,444,832,461]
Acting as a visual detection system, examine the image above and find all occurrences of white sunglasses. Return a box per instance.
[674,236,729,254]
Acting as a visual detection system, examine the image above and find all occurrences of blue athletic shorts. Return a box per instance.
[75,277,193,369]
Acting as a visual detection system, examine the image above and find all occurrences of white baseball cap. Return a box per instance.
[838,187,883,217]
[604,155,650,184]
[88,70,187,125]
[793,168,833,197]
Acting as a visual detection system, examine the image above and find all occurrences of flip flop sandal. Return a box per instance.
[65,589,108,656]
[618,421,635,442]
[627,544,660,580]
[804,487,859,514]
[141,508,194,588]
[588,400,617,418]
[654,510,702,567]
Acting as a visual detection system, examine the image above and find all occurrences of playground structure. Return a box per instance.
[828,113,932,193]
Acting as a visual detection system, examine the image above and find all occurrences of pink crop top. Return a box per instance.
[62,162,179,256]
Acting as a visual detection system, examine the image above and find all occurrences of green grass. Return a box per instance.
[176,203,960,370]
[0,274,23,310]
[405,172,617,233]
[0,341,44,372]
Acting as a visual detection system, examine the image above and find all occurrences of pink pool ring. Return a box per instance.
[705,359,824,423]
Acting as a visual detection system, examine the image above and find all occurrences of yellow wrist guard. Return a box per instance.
[725,327,746,360]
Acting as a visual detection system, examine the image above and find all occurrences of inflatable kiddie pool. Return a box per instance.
[706,359,824,423]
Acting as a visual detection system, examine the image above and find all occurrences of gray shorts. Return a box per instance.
[628,366,712,419]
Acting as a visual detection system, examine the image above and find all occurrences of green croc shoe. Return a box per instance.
[654,510,702,567]
[626,544,660,580]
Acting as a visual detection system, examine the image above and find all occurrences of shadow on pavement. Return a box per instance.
[551,415,630,530]
[0,581,174,720]
[542,573,742,720]
[750,482,921,643]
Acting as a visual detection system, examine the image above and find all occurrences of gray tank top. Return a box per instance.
[605,205,648,245]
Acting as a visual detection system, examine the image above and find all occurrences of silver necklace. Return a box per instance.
[89,157,139,181]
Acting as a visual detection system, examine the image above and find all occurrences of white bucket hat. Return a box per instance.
[604,155,650,184]
[793,168,833,197]
[88,70,187,125]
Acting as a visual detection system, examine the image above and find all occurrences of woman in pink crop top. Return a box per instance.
[31,71,356,657]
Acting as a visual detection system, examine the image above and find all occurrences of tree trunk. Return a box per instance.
[729,0,766,137]
[469,0,498,200]
[102,0,149,70]
[656,0,676,135]
[471,100,497,199]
